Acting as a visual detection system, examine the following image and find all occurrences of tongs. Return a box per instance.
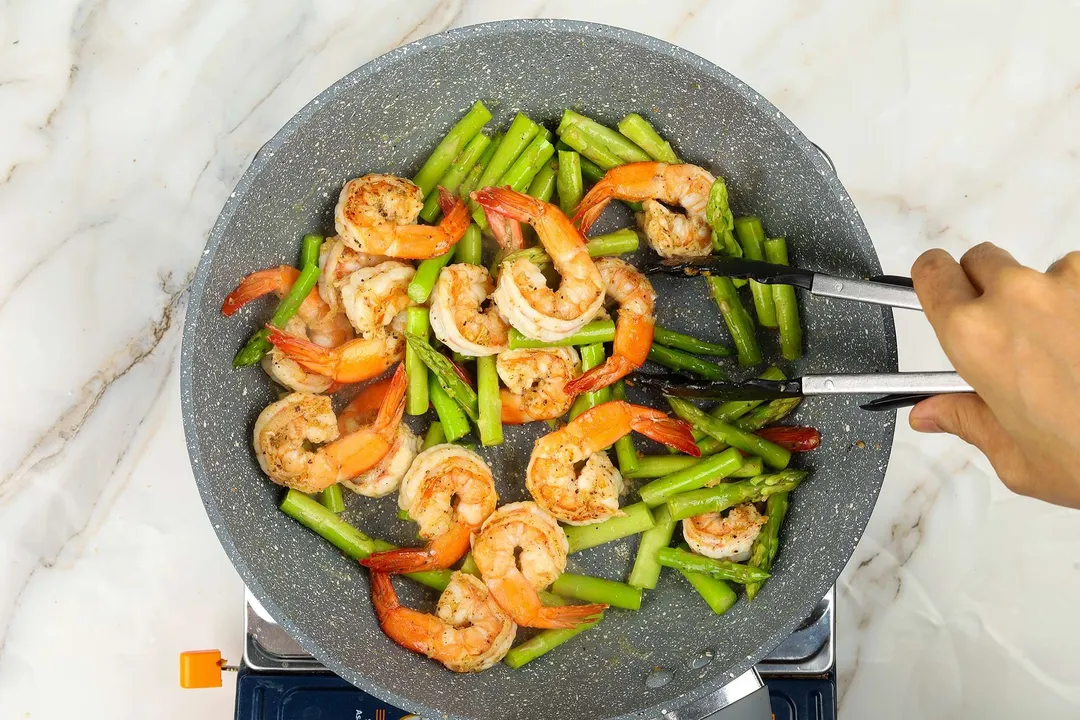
[644,256,975,410]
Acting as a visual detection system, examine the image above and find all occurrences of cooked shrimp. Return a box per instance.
[564,258,656,395]
[265,323,404,384]
[527,401,699,525]
[371,571,516,673]
[497,347,580,424]
[472,502,606,629]
[252,365,406,493]
[473,187,605,342]
[318,237,390,311]
[222,265,354,348]
[573,162,715,260]
[339,260,415,336]
[361,445,497,573]
[429,264,509,356]
[336,376,420,497]
[683,503,767,562]
[335,175,470,259]
[260,317,337,394]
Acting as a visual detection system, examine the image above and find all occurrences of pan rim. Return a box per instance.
[180,17,898,720]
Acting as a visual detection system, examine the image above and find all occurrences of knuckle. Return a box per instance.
[912,249,953,280]
[996,266,1055,308]
[1049,251,1080,277]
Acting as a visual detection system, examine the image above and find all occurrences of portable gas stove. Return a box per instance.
[233,588,835,720]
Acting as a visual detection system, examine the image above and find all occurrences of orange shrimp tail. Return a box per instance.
[487,211,526,250]
[438,191,471,244]
[499,388,532,424]
[471,187,543,223]
[564,355,635,395]
[360,522,472,574]
[629,406,701,457]
[571,183,613,234]
[265,326,337,376]
[535,603,607,630]
[369,571,402,622]
[371,364,407,437]
[221,266,296,316]
[436,186,457,216]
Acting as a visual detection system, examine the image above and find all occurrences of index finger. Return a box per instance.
[911,249,978,325]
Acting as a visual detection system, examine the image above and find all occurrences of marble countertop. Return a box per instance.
[2,1,1079,718]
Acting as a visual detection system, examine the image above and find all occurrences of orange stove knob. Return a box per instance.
[179,649,224,689]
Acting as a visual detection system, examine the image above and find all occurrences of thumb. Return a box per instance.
[908,393,1010,451]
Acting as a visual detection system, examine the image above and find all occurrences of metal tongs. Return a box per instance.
[644,256,974,410]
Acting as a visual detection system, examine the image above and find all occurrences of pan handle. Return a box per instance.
[666,669,770,719]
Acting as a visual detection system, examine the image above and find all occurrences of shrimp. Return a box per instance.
[682,504,767,562]
[573,162,715,260]
[370,571,516,673]
[252,365,406,493]
[265,323,404,384]
[497,347,580,424]
[564,257,656,395]
[336,376,420,497]
[335,175,470,259]
[222,265,354,348]
[318,237,390,311]
[339,260,415,336]
[429,264,509,356]
[471,502,606,629]
[361,445,498,573]
[527,401,699,525]
[473,187,605,342]
[260,317,337,394]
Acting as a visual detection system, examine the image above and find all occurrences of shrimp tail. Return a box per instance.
[265,326,337,376]
[535,602,607,630]
[629,406,701,457]
[471,187,543,224]
[564,355,635,395]
[571,182,613,234]
[437,190,472,243]
[361,522,472,573]
[221,266,296,316]
[371,363,408,439]
[486,210,526,250]
[369,573,435,656]
[370,571,402,622]
[437,186,458,216]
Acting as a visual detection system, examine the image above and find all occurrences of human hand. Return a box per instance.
[909,243,1080,509]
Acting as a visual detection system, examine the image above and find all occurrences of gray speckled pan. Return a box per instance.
[181,19,897,720]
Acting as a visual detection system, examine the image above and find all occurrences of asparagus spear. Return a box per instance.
[459,131,503,198]
[413,100,492,197]
[666,397,790,469]
[406,333,479,423]
[558,110,651,163]
[498,230,639,275]
[665,470,807,521]
[675,543,738,614]
[527,158,558,202]
[558,123,622,170]
[455,223,483,266]
[627,505,676,590]
[694,367,787,454]
[706,276,761,368]
[637,448,743,507]
[508,320,616,349]
[616,113,679,164]
[736,397,803,432]
[567,344,612,420]
[764,237,803,360]
[557,150,584,215]
[706,177,742,257]
[611,380,639,475]
[469,113,540,228]
[476,355,503,446]
[564,502,655,553]
[656,546,770,585]
[652,327,734,357]
[745,491,790,601]
[280,490,451,591]
[550,573,642,610]
[647,344,728,381]
[734,217,778,329]
[421,422,446,450]
[496,134,555,193]
[407,245,456,304]
[319,484,345,513]
[429,376,471,442]
[405,307,430,416]
[418,132,492,223]
[504,616,603,669]
[233,234,324,367]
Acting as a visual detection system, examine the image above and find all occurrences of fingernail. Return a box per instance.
[909,413,943,433]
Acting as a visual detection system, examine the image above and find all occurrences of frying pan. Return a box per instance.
[180,19,897,720]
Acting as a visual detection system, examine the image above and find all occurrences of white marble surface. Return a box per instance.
[2,1,1079,718]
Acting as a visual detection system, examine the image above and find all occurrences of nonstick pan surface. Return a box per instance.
[181,19,897,720]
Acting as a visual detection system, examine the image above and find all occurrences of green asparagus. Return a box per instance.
[627,505,676,590]
[706,276,761,368]
[637,448,744,507]
[413,100,492,197]
[733,217,778,328]
[745,491,790,601]
[656,546,770,585]
[565,502,655,553]
[616,113,679,164]
[666,397,790,469]
[665,470,807,521]
[764,237,803,360]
